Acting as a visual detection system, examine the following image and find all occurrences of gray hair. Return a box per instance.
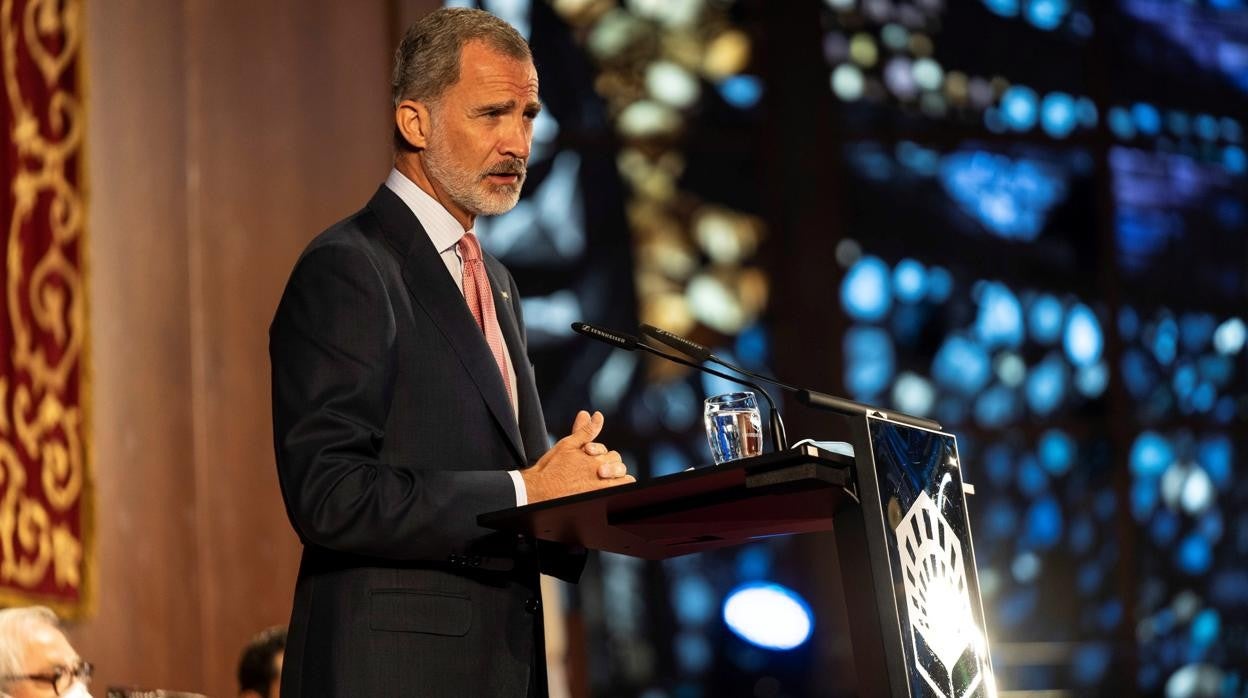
[391,7,531,149]
[0,606,60,687]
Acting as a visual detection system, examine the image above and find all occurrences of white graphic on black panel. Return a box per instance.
[895,491,994,698]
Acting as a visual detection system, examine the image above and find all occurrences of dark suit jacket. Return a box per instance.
[270,185,577,697]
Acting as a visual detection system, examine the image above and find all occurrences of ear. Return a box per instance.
[395,99,432,150]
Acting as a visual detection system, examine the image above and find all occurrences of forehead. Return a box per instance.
[450,40,539,101]
[22,623,76,669]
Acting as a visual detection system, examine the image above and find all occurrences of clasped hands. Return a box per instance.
[520,410,635,504]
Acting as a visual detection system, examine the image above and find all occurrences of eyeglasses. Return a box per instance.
[3,660,93,695]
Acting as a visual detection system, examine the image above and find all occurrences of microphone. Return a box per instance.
[638,324,941,432]
[572,322,788,452]
[638,325,789,446]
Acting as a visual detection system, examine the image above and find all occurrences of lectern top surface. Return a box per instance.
[478,445,854,560]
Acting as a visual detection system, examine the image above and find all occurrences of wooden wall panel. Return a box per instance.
[74,1,203,692]
[72,2,393,696]
[183,2,392,695]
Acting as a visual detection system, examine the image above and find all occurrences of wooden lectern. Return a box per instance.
[480,415,998,697]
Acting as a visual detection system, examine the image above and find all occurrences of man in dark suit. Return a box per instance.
[269,8,633,696]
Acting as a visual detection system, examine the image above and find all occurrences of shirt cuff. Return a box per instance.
[508,469,528,506]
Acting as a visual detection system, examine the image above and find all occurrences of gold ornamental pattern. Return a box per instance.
[1,0,91,618]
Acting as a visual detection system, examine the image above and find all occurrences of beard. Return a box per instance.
[423,137,526,217]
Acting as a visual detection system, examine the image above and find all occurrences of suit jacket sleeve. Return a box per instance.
[270,240,515,561]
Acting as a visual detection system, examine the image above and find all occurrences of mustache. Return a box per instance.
[484,159,527,177]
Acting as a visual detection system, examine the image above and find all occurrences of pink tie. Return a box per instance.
[457,232,512,403]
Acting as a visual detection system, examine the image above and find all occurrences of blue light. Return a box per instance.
[1176,533,1212,575]
[1026,0,1068,30]
[1225,145,1247,174]
[983,501,1018,540]
[926,266,954,302]
[841,256,892,321]
[719,75,763,109]
[1011,551,1041,583]
[1150,509,1179,545]
[1076,97,1098,127]
[1028,294,1064,344]
[735,324,769,369]
[975,384,1020,428]
[1179,313,1217,352]
[1196,435,1232,488]
[1108,107,1136,140]
[997,587,1039,628]
[1210,570,1248,607]
[1132,102,1162,135]
[1132,478,1159,521]
[982,0,1020,17]
[675,631,712,673]
[1119,306,1139,340]
[1041,91,1078,137]
[673,575,716,625]
[983,442,1014,486]
[1064,304,1103,367]
[702,355,744,399]
[897,142,941,176]
[984,107,1008,134]
[1213,317,1246,354]
[932,336,992,395]
[1096,600,1123,632]
[1167,110,1191,138]
[844,327,895,399]
[1025,354,1067,415]
[893,372,936,416]
[1038,429,1075,475]
[722,582,814,650]
[974,281,1024,349]
[1191,609,1220,648]
[892,258,927,302]
[940,151,1067,240]
[1120,349,1155,399]
[1076,362,1108,398]
[735,545,772,581]
[651,443,691,477]
[1130,431,1173,479]
[1001,86,1039,131]
[1222,117,1243,143]
[1152,315,1178,365]
[1194,113,1220,141]
[1070,516,1095,555]
[1072,644,1112,685]
[1115,209,1177,272]
[1018,454,1048,496]
[1077,560,1103,594]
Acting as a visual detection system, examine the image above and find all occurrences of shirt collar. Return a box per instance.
[384,167,471,254]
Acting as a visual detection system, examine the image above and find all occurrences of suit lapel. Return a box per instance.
[367,186,526,466]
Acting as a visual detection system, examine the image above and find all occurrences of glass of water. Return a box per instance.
[704,391,764,464]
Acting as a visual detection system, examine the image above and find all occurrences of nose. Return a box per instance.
[498,116,531,161]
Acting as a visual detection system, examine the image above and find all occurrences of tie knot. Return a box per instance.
[458,232,483,262]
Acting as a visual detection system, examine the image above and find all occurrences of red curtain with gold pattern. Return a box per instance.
[0,0,90,618]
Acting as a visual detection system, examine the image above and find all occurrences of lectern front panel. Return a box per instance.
[867,418,997,698]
